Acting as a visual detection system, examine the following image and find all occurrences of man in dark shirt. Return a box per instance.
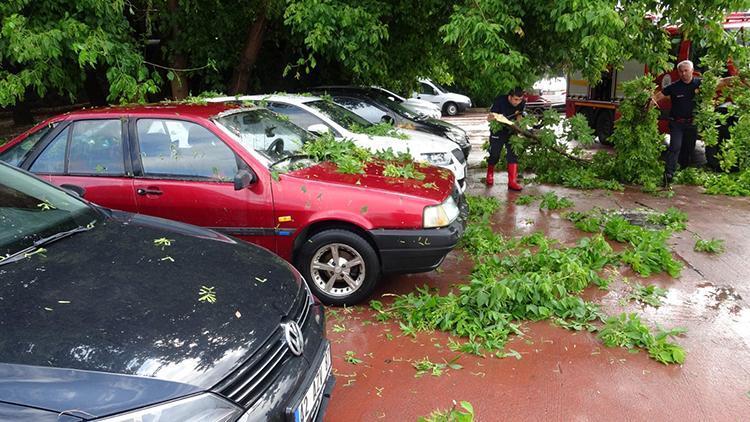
[652,59,701,186]
[486,88,525,190]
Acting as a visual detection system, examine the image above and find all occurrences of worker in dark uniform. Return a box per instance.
[652,60,701,186]
[652,59,735,186]
[486,88,525,190]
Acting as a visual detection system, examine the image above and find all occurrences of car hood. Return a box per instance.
[288,161,454,202]
[348,129,455,154]
[0,212,303,394]
[423,118,466,135]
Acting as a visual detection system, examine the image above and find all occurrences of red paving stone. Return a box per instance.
[323,170,750,421]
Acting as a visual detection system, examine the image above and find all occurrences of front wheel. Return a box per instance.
[444,102,459,116]
[295,229,380,306]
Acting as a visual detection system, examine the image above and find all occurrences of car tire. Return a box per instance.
[295,229,380,306]
[444,102,459,116]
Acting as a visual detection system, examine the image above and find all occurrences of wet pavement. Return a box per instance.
[323,111,750,421]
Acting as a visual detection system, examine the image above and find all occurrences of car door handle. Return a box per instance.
[136,188,163,196]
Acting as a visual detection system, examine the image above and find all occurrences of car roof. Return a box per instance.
[55,102,244,120]
[210,94,322,106]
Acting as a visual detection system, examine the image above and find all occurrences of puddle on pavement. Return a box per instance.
[695,281,744,314]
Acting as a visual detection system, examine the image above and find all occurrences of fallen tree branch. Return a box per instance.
[491,113,589,164]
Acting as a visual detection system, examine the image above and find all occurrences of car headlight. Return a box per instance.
[449,130,468,146]
[95,393,243,422]
[421,152,452,166]
[423,195,460,228]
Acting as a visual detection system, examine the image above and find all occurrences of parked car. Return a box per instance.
[0,161,333,421]
[309,86,471,159]
[412,79,472,116]
[369,86,441,119]
[211,94,468,192]
[0,103,467,305]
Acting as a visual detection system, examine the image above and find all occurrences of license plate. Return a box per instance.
[293,343,331,422]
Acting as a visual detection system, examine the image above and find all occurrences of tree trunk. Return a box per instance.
[12,97,34,125]
[84,68,108,106]
[228,5,269,95]
[167,0,190,100]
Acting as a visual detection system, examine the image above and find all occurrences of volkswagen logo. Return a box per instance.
[281,321,305,356]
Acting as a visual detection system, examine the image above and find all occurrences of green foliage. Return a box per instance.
[198,285,216,303]
[694,237,725,254]
[625,282,668,307]
[351,122,408,139]
[514,195,537,205]
[383,162,425,180]
[598,313,686,365]
[344,350,363,364]
[418,401,474,422]
[609,77,665,186]
[703,169,750,196]
[538,192,574,210]
[298,133,432,180]
[0,1,160,106]
[412,356,462,377]
[466,195,501,221]
[646,207,688,231]
[568,209,683,278]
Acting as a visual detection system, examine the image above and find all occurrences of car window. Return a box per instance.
[265,102,335,134]
[0,123,58,166]
[215,109,311,163]
[137,119,238,181]
[68,120,125,175]
[332,96,388,123]
[29,127,69,174]
[419,83,436,95]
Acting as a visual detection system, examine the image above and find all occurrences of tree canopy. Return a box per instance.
[1,0,749,107]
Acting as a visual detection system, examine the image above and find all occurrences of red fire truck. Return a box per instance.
[565,12,750,144]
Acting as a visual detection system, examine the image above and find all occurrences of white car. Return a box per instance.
[210,94,467,191]
[412,79,472,116]
[370,86,441,119]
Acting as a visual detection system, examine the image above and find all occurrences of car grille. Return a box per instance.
[214,286,311,408]
[451,148,466,164]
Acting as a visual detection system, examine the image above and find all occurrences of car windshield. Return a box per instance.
[214,109,314,164]
[367,92,421,120]
[431,80,449,92]
[0,164,98,258]
[373,87,405,102]
[306,100,372,132]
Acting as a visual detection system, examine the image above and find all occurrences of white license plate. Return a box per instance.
[293,343,331,422]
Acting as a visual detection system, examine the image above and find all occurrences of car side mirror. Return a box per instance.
[307,124,330,136]
[60,184,86,198]
[234,169,256,190]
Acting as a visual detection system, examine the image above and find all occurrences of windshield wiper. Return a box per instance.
[269,154,316,169]
[0,223,95,267]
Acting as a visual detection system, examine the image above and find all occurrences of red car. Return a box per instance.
[0,103,467,305]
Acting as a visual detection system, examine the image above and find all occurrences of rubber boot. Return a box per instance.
[485,165,494,186]
[508,163,523,191]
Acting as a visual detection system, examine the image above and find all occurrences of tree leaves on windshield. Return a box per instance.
[298,133,426,180]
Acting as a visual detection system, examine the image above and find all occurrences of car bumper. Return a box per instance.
[369,195,468,274]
